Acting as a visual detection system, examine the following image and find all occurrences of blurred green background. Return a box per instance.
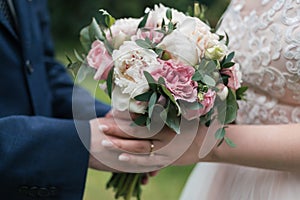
[48,1,229,199]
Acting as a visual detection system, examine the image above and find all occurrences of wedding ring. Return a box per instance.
[149,140,155,156]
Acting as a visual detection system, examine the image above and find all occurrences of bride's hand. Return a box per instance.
[100,113,213,170]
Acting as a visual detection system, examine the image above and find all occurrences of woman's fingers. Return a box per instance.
[102,137,154,154]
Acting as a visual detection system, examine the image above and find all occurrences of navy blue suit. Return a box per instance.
[0,0,110,199]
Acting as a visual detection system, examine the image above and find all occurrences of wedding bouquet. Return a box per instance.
[68,3,246,200]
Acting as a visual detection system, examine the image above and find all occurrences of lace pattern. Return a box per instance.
[219,0,300,124]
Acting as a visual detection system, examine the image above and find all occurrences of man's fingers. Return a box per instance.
[118,153,171,169]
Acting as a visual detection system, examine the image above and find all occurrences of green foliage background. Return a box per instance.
[48,1,229,199]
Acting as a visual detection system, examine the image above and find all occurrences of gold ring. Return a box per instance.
[149,140,155,156]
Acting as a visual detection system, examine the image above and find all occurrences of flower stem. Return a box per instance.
[125,174,140,200]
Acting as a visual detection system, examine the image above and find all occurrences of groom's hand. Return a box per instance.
[88,117,171,172]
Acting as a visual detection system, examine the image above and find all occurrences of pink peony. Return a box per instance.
[131,29,164,44]
[221,64,242,90]
[151,59,198,102]
[87,40,113,80]
[182,89,216,120]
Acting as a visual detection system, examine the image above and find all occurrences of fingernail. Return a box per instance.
[101,140,113,147]
[118,154,130,161]
[98,125,108,132]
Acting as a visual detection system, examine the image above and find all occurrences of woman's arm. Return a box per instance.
[101,118,300,172]
[209,123,300,172]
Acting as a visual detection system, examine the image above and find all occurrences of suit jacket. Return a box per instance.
[0,0,110,199]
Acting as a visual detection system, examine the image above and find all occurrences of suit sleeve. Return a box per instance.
[0,1,110,199]
[0,115,91,199]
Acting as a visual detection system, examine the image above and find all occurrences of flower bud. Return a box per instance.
[216,84,229,101]
[205,44,227,60]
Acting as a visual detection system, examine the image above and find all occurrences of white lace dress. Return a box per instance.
[180,0,300,199]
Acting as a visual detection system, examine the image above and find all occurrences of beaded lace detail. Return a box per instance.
[219,0,300,124]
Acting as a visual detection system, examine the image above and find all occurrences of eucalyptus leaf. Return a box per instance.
[74,49,84,63]
[192,70,203,81]
[79,26,92,53]
[215,127,226,139]
[225,137,236,148]
[167,22,174,33]
[148,92,158,118]
[224,89,238,124]
[166,8,172,20]
[89,18,104,41]
[203,74,216,86]
[104,39,114,55]
[135,39,152,49]
[154,48,164,57]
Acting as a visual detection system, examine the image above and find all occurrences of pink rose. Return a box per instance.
[221,64,242,90]
[182,89,216,120]
[87,40,113,80]
[151,59,198,102]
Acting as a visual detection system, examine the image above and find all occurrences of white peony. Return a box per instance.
[145,4,188,29]
[177,17,220,59]
[112,41,161,113]
[106,18,141,49]
[157,30,199,65]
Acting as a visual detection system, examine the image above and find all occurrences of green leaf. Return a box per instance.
[89,18,105,41]
[99,9,115,28]
[132,115,148,126]
[236,86,248,100]
[203,74,216,86]
[189,102,203,110]
[158,77,165,85]
[222,62,235,69]
[143,71,157,90]
[225,137,236,147]
[103,39,114,55]
[225,32,230,46]
[166,8,172,20]
[213,17,224,33]
[134,91,153,101]
[167,22,174,33]
[135,39,152,49]
[138,12,149,29]
[106,67,114,98]
[154,48,164,57]
[79,26,92,53]
[148,92,158,118]
[226,52,235,63]
[165,104,181,134]
[215,127,226,139]
[192,70,203,81]
[74,49,84,62]
[224,89,238,124]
